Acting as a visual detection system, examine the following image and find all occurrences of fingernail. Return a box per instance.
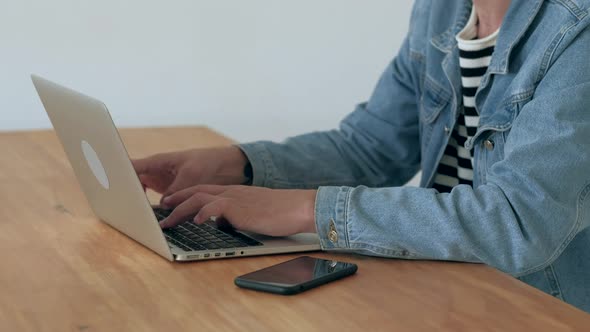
[159,220,167,229]
[162,196,171,203]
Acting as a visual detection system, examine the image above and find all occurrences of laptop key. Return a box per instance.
[168,239,191,251]
[185,242,206,251]
[180,239,204,251]
[164,218,264,251]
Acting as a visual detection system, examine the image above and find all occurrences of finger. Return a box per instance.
[159,192,218,228]
[138,174,153,190]
[138,174,148,187]
[132,153,174,175]
[194,198,231,224]
[161,186,202,208]
[164,184,232,198]
[131,157,154,175]
[188,184,232,195]
[162,176,191,198]
[162,184,234,207]
[138,174,167,194]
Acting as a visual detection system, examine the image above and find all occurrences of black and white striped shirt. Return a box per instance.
[432,8,499,193]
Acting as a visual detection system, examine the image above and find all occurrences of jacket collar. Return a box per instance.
[430,0,544,75]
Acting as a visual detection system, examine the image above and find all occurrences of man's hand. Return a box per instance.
[132,146,249,198]
[159,185,317,237]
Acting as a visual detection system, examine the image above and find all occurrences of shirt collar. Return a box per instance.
[430,0,544,74]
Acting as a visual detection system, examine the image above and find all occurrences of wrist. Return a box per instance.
[216,146,250,184]
[300,190,318,233]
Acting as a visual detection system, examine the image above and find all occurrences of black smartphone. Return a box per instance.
[234,256,358,295]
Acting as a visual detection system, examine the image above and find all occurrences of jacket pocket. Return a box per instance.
[420,75,451,124]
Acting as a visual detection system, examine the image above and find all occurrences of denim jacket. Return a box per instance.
[239,0,590,312]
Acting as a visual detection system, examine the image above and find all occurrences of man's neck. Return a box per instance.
[472,0,512,38]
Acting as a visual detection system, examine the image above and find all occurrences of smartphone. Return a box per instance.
[234,256,358,295]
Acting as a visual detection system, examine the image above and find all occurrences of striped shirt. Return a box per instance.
[432,7,499,193]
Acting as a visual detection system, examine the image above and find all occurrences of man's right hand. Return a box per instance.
[131,146,250,199]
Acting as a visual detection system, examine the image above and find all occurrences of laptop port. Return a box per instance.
[214,252,221,257]
[225,251,235,256]
[203,253,210,258]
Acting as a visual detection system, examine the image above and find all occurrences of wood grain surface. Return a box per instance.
[0,127,589,332]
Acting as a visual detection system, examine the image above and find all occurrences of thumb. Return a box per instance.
[162,176,189,197]
[138,174,148,192]
[131,157,151,174]
[131,155,163,174]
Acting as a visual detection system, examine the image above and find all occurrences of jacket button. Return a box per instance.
[444,126,451,134]
[328,219,338,243]
[484,139,495,151]
[328,230,338,243]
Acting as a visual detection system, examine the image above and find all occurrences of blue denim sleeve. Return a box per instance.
[238,37,421,190]
[315,29,590,277]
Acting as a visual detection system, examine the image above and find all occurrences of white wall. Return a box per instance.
[0,0,413,143]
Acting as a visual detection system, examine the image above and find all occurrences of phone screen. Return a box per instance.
[237,256,356,287]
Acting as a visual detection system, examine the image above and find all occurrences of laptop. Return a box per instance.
[31,75,320,262]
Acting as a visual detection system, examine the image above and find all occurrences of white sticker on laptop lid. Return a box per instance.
[81,140,110,190]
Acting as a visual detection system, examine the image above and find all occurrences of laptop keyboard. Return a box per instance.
[153,208,263,252]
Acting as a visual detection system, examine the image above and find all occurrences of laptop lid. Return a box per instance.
[31,75,174,261]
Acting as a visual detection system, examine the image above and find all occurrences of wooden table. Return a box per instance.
[1,127,589,332]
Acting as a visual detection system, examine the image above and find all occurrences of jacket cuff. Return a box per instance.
[237,142,277,187]
[315,186,352,249]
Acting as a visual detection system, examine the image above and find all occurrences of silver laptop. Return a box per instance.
[31,75,320,262]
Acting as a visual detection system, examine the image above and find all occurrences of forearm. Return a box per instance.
[314,182,585,277]
[238,126,419,190]
[238,130,368,189]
